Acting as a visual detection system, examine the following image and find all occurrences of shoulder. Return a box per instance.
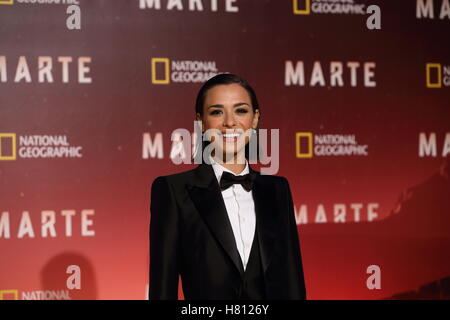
[254,169,289,186]
[251,169,291,197]
[150,166,198,190]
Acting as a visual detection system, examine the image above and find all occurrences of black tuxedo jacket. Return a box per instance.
[149,162,306,300]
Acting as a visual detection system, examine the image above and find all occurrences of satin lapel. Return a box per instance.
[250,168,277,274]
[187,163,244,276]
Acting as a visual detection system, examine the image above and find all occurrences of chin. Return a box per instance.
[217,149,246,163]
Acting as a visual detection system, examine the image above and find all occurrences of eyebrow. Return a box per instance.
[207,102,250,109]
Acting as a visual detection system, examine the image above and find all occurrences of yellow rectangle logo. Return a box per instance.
[426,63,442,88]
[0,290,19,300]
[151,58,170,84]
[296,132,313,158]
[293,0,310,15]
[0,133,17,160]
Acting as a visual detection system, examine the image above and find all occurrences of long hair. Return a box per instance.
[193,73,262,163]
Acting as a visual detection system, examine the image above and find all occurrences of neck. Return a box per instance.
[221,162,246,175]
[212,153,247,175]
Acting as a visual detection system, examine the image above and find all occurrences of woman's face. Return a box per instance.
[197,83,260,162]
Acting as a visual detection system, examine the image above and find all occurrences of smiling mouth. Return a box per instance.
[220,131,243,142]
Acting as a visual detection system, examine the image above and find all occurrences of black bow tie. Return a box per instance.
[219,171,256,192]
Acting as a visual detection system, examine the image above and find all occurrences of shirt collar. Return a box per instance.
[209,155,249,184]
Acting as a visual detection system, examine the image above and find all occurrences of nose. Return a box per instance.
[223,109,237,128]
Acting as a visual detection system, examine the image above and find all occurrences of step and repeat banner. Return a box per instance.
[0,0,449,300]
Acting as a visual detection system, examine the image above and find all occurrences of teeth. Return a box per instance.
[223,133,241,138]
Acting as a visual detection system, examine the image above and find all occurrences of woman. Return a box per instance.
[149,74,306,300]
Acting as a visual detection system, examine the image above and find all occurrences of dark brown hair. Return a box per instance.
[195,73,260,116]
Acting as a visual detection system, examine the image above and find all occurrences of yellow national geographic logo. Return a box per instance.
[293,0,310,15]
[0,0,14,4]
[296,132,313,158]
[0,290,19,300]
[0,133,17,161]
[151,58,170,84]
[426,63,442,88]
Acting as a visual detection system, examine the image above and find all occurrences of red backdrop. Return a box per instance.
[0,0,449,300]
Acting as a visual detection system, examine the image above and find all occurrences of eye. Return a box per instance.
[236,108,248,114]
[209,109,222,116]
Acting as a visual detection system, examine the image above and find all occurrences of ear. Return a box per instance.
[196,113,202,121]
[252,109,260,129]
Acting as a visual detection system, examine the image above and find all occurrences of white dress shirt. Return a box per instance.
[209,156,256,271]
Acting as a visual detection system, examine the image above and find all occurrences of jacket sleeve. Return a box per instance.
[282,177,307,300]
[149,176,179,300]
